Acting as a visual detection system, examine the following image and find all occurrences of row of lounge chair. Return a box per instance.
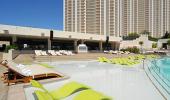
[104,50,131,54]
[0,61,65,85]
[35,50,75,56]
[98,54,159,67]
[98,57,139,66]
[30,80,111,100]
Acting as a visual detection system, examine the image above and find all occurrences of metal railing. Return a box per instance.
[145,59,170,96]
[150,59,160,73]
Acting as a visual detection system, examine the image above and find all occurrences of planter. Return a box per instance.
[152,48,158,51]
[167,45,170,50]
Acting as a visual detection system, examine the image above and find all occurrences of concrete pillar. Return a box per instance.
[111,42,115,50]
[74,40,78,52]
[99,41,103,51]
[81,39,85,44]
[116,42,120,50]
[47,38,51,50]
[12,36,17,45]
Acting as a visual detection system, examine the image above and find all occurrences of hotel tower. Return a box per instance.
[64,0,170,38]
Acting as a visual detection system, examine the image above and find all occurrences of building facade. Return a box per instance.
[64,0,170,38]
[149,0,170,37]
[0,24,121,51]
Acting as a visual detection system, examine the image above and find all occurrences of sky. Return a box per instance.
[0,0,63,30]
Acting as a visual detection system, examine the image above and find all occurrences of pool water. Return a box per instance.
[148,57,170,99]
[151,57,170,83]
[156,57,170,81]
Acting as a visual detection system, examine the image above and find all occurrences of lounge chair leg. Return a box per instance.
[23,77,32,83]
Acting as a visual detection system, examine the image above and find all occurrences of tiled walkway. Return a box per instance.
[0,65,8,100]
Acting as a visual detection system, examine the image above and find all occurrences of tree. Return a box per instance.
[5,44,18,53]
[167,39,170,46]
[139,41,144,53]
[152,43,157,48]
[140,30,150,35]
[139,41,144,46]
[162,31,170,39]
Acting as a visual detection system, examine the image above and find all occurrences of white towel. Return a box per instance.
[21,68,32,76]
[16,64,26,69]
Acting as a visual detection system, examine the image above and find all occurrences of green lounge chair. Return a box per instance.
[73,90,112,100]
[128,56,135,60]
[102,57,111,63]
[39,63,54,68]
[30,80,90,100]
[35,90,112,100]
[98,57,104,62]
[35,90,53,100]
[111,58,117,64]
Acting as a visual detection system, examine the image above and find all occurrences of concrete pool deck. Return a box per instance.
[0,53,165,100]
[24,61,164,100]
[0,66,8,100]
[0,53,133,100]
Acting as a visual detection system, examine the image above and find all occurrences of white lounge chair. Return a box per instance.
[41,51,48,56]
[1,62,65,85]
[63,51,68,55]
[67,51,75,56]
[35,50,42,56]
[112,51,118,54]
[124,51,130,54]
[104,50,109,53]
[48,50,57,56]
[56,51,62,56]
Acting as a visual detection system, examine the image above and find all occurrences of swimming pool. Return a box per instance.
[147,57,170,99]
[25,61,164,100]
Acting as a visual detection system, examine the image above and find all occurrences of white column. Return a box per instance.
[12,36,17,44]
[48,38,51,50]
[74,40,78,52]
[99,41,103,51]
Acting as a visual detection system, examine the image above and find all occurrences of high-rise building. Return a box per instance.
[64,0,105,35]
[149,0,170,37]
[64,0,170,38]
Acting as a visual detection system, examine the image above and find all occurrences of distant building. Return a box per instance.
[64,0,170,38]
[0,24,121,51]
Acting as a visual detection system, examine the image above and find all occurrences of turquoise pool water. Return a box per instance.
[148,57,170,99]
[152,57,170,82]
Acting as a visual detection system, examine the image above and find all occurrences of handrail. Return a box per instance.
[148,59,170,84]
[145,59,170,95]
[150,59,160,73]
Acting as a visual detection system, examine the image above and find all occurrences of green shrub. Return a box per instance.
[5,44,18,52]
[140,30,150,35]
[123,32,140,40]
[167,39,170,46]
[120,47,139,54]
[152,43,157,48]
[148,36,159,42]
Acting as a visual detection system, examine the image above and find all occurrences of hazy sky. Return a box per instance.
[0,0,63,30]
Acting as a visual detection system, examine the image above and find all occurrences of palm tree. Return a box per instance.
[139,41,144,53]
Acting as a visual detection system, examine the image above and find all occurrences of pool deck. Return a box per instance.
[13,53,136,64]
[0,65,8,100]
[0,53,165,100]
[25,61,164,100]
